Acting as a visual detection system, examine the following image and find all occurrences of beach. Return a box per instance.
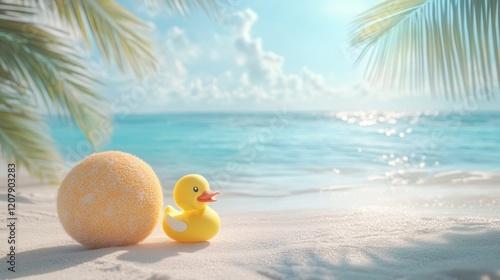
[2,174,500,279]
[1,112,499,279]
[2,0,500,277]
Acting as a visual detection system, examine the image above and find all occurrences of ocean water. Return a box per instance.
[49,111,500,198]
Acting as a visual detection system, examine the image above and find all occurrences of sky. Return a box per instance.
[100,0,500,113]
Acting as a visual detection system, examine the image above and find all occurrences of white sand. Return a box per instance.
[1,176,500,279]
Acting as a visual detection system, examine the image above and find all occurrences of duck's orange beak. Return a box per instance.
[197,190,220,202]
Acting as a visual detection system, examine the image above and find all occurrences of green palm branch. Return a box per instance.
[350,0,500,100]
[44,0,158,78]
[0,0,225,182]
[0,84,61,180]
[1,2,114,181]
[146,0,235,20]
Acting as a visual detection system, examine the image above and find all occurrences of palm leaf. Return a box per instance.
[0,2,112,181]
[35,0,157,78]
[146,0,234,20]
[0,77,25,110]
[0,3,111,181]
[350,0,500,100]
[0,18,111,147]
[0,88,61,182]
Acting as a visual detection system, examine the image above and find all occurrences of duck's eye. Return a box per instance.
[193,186,199,192]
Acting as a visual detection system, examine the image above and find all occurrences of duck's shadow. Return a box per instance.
[117,240,210,263]
[0,239,209,278]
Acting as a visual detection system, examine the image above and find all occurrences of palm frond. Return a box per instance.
[0,77,25,110]
[146,0,234,21]
[0,15,112,148]
[0,89,61,182]
[35,0,157,78]
[350,0,500,100]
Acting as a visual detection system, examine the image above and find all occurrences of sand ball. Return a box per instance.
[57,151,163,249]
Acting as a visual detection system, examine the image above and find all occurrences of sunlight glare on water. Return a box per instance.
[50,111,500,197]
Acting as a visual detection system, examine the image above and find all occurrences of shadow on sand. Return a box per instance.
[0,240,209,278]
[3,225,500,279]
[257,228,500,280]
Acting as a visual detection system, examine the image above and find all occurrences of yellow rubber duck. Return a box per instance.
[162,174,220,242]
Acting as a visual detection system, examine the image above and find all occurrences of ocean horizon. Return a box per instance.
[49,111,500,204]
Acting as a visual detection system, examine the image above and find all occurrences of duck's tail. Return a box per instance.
[164,205,180,216]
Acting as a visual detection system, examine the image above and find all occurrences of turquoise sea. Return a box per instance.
[50,111,500,206]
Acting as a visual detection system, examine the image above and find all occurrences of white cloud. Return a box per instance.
[225,10,284,84]
[120,8,369,112]
[165,27,200,61]
[221,9,346,100]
